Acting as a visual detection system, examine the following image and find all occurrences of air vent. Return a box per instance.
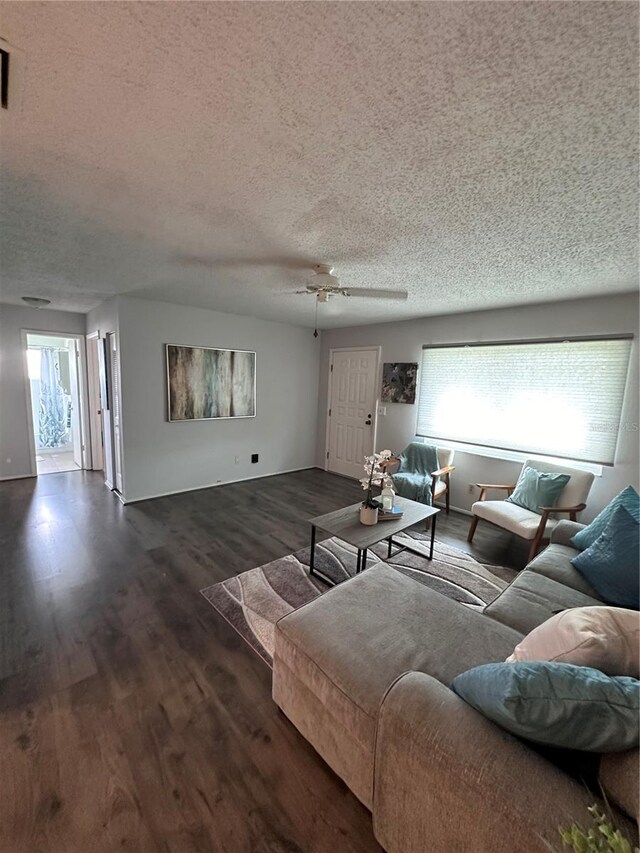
[0,38,25,115]
[0,48,8,109]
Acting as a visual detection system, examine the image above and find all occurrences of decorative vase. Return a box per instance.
[360,504,378,525]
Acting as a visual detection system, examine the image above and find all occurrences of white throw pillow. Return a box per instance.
[506,606,640,677]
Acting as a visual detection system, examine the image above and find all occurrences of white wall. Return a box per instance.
[317,293,639,521]
[87,297,119,340]
[116,296,320,502]
[0,303,86,479]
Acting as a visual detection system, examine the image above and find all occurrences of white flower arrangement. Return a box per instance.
[360,449,393,507]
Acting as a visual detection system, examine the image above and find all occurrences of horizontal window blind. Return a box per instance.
[417,338,632,465]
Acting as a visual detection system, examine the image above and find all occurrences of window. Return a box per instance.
[416,337,632,465]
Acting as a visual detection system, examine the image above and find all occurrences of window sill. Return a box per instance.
[417,437,604,476]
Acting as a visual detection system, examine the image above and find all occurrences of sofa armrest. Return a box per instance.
[373,672,636,853]
[550,519,586,547]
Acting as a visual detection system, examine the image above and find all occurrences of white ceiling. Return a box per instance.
[0,2,637,328]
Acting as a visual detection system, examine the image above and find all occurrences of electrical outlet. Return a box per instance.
[468,483,475,494]
[251,453,259,464]
[234,455,240,464]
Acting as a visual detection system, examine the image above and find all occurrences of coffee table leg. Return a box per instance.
[309,525,337,587]
[428,513,436,560]
[387,536,393,558]
[361,548,368,572]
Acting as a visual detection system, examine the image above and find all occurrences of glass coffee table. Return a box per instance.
[308,496,439,587]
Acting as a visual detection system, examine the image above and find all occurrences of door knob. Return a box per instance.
[365,418,372,425]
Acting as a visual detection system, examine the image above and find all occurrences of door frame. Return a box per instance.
[21,329,92,475]
[106,330,124,495]
[324,345,381,474]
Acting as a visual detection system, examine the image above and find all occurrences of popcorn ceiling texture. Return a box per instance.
[0,1,637,327]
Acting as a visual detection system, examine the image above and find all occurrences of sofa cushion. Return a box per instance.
[484,570,603,635]
[272,564,522,807]
[506,607,640,677]
[526,543,600,596]
[572,485,640,551]
[452,662,640,752]
[472,500,559,540]
[572,505,640,609]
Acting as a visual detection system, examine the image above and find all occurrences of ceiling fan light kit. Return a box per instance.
[292,263,409,336]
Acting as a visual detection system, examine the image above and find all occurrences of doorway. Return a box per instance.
[24,332,89,475]
[326,347,380,479]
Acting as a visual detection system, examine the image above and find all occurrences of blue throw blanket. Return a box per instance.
[392,442,439,505]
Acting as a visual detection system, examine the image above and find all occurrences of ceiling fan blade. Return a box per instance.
[342,288,408,301]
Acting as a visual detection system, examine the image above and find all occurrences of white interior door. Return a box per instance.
[97,336,115,489]
[86,333,104,471]
[327,348,379,479]
[107,332,124,493]
[68,339,84,468]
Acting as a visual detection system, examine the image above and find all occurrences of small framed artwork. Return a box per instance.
[166,344,256,421]
[381,362,418,403]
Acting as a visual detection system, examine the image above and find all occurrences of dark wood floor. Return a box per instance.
[0,468,529,853]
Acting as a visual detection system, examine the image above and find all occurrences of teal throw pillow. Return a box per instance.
[571,505,639,609]
[451,662,639,752]
[506,467,571,515]
[572,485,640,551]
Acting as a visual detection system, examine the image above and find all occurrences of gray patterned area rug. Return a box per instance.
[201,530,517,666]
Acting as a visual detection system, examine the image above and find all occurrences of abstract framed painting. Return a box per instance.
[166,344,256,421]
[381,362,418,403]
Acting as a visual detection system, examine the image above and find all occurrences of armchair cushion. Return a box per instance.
[472,499,559,540]
[571,505,640,609]
[452,662,640,752]
[520,459,594,511]
[506,466,570,514]
[433,479,447,499]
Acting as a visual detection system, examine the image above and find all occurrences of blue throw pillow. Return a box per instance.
[506,467,571,515]
[571,505,639,609]
[572,486,640,551]
[451,662,639,752]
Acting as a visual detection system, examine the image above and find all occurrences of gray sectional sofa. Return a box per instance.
[272,520,639,852]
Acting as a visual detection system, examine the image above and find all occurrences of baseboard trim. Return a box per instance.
[120,466,317,504]
[0,473,36,482]
[445,503,473,517]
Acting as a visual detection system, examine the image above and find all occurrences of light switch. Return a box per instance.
[378,405,387,416]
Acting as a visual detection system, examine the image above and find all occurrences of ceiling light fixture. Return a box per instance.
[21,296,51,308]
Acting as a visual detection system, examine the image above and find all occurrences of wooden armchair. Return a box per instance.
[384,445,455,512]
[467,459,594,562]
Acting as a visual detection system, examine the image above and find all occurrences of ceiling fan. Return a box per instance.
[293,264,409,303]
[290,264,409,337]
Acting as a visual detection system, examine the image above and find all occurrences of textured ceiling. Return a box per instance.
[0,1,637,328]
